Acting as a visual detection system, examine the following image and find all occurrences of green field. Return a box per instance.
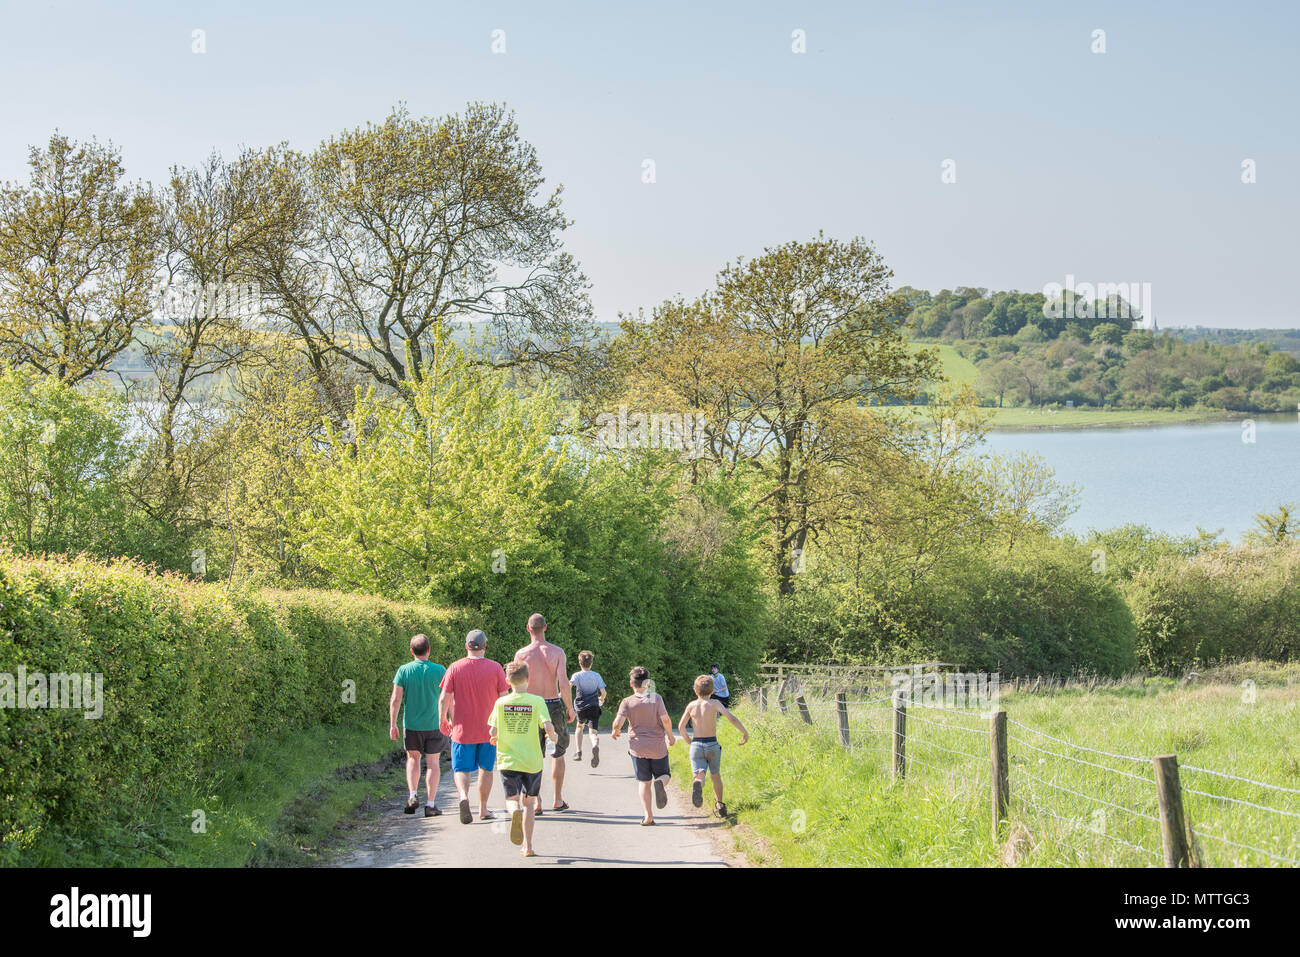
[912,342,979,388]
[674,663,1300,867]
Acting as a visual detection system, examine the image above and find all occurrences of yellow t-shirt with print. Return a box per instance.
[488,691,549,773]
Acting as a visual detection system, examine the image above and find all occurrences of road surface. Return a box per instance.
[334,733,733,867]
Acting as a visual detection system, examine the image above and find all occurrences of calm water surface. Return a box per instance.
[982,415,1300,541]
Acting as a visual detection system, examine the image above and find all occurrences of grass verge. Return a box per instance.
[21,718,401,866]
[679,663,1300,867]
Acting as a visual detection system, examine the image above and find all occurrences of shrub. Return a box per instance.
[0,553,468,861]
[1127,542,1300,670]
[770,536,1136,678]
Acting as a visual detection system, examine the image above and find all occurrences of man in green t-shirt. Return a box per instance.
[390,634,449,817]
[488,661,557,857]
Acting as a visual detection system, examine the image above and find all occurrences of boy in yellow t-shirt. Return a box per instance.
[489,661,557,857]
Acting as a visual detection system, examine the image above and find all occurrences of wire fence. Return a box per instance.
[746,669,1299,867]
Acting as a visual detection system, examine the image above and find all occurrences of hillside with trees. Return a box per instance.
[898,287,1300,413]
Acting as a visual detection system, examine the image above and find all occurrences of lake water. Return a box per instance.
[982,415,1300,542]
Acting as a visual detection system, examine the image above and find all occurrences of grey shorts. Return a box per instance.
[690,739,722,775]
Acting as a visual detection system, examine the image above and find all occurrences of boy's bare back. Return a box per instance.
[684,697,722,737]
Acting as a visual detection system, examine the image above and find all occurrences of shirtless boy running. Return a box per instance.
[678,675,749,818]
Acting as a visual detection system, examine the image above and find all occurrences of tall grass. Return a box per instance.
[685,665,1300,867]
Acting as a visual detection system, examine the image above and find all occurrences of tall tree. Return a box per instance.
[257,103,596,404]
[131,147,293,531]
[612,234,938,594]
[0,134,161,383]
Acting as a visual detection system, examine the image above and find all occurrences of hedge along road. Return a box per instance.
[335,733,731,867]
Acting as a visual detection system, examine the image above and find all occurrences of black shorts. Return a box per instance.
[404,728,448,755]
[538,697,570,757]
[575,705,601,727]
[712,694,730,709]
[501,769,543,798]
[631,755,670,782]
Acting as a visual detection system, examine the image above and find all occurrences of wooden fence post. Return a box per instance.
[795,694,812,725]
[1153,754,1191,868]
[990,710,1008,840]
[892,690,907,782]
[778,679,788,715]
[757,685,767,712]
[836,692,851,749]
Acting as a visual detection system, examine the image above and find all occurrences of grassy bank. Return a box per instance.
[24,718,401,866]
[679,663,1300,867]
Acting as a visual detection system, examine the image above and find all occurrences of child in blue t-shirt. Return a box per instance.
[570,651,607,767]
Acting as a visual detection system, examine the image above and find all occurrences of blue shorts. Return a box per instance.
[451,741,497,774]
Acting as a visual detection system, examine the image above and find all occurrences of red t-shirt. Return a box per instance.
[441,656,511,745]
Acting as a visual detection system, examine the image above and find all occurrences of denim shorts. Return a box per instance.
[690,739,722,775]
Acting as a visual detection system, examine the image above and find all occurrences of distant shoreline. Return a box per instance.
[871,406,1279,432]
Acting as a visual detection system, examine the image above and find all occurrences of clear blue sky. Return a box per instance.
[2,0,1296,328]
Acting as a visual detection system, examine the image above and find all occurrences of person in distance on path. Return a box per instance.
[611,666,677,826]
[709,664,730,710]
[570,650,607,766]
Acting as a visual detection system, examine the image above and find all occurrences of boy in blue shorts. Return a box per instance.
[570,650,607,766]
[678,674,748,818]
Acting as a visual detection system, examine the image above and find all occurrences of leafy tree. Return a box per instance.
[1247,504,1298,545]
[292,335,566,597]
[0,365,133,555]
[133,147,294,533]
[212,343,333,584]
[1018,357,1048,404]
[0,134,161,383]
[258,104,597,401]
[1090,323,1125,346]
[611,234,938,595]
[978,358,1019,407]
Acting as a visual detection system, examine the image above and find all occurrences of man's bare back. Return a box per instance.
[515,640,565,699]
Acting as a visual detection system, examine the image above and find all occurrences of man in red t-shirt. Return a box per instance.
[439,629,511,824]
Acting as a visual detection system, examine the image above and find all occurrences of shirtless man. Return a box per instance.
[514,613,576,811]
[678,674,749,818]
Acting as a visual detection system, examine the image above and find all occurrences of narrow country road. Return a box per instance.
[334,733,733,867]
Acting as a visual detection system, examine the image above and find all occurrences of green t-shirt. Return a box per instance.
[488,691,549,773]
[393,659,446,732]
